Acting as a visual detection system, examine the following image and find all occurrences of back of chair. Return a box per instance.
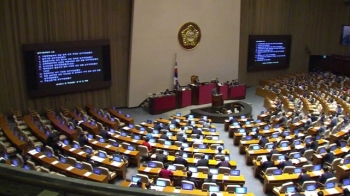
[121,142,130,149]
[99,166,111,180]
[157,178,171,186]
[303,149,314,160]
[181,180,195,188]
[72,141,80,149]
[301,181,316,190]
[325,177,337,184]
[218,166,230,175]
[40,167,50,173]
[282,166,295,174]
[214,155,224,161]
[302,164,314,172]
[193,153,204,159]
[210,144,219,150]
[271,154,282,161]
[67,156,77,166]
[226,185,241,192]
[202,182,217,190]
[279,182,294,193]
[248,144,259,151]
[174,141,182,147]
[82,162,93,172]
[27,160,37,171]
[137,145,149,157]
[15,154,24,167]
[153,161,164,169]
[197,166,209,174]
[265,167,278,175]
[136,173,150,183]
[174,164,185,171]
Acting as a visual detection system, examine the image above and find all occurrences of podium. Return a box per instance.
[190,83,216,105]
[229,85,246,100]
[218,84,228,100]
[176,88,192,108]
[212,94,223,107]
[149,95,176,114]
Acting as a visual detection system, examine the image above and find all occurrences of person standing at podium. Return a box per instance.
[174,81,181,91]
[195,77,200,85]
[212,87,218,95]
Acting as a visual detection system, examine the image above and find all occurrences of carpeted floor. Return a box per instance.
[113,87,275,196]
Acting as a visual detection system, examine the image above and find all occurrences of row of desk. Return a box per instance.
[0,116,26,152]
[149,84,246,114]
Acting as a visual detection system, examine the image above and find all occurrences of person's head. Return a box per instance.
[285,156,289,161]
[187,171,192,178]
[145,138,149,142]
[86,154,91,161]
[207,172,213,179]
[317,191,324,196]
[159,149,164,154]
[302,168,307,174]
[210,193,217,196]
[295,186,302,193]
[323,166,329,172]
[145,182,151,189]
[201,154,205,159]
[164,163,169,169]
[220,156,225,162]
[218,147,222,153]
[196,135,200,139]
[137,180,142,187]
[180,146,184,151]
[267,155,271,162]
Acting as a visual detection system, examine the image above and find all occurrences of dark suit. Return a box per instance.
[99,130,111,139]
[298,173,311,185]
[182,177,198,188]
[310,141,318,151]
[129,184,142,188]
[176,136,187,143]
[279,161,293,169]
[196,159,209,167]
[154,124,161,131]
[269,149,279,156]
[78,135,89,147]
[155,154,167,163]
[323,152,335,164]
[319,172,334,184]
[261,161,274,172]
[160,134,169,140]
[192,129,202,135]
[291,193,305,196]
[259,138,269,147]
[204,178,216,183]
[174,157,188,167]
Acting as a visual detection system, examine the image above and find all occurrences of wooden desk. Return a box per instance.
[27,149,108,183]
[107,108,134,125]
[88,110,117,129]
[24,115,48,142]
[120,181,254,196]
[252,159,308,178]
[275,187,343,196]
[69,112,99,135]
[329,129,349,143]
[170,116,211,123]
[88,139,140,167]
[46,113,77,140]
[312,146,350,165]
[0,117,27,151]
[245,147,291,165]
[166,155,236,168]
[155,118,215,128]
[335,164,350,182]
[233,127,283,146]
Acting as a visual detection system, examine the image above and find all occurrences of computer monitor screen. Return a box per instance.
[153,130,159,134]
[246,136,253,140]
[319,148,326,154]
[293,153,301,159]
[46,151,52,158]
[188,166,198,173]
[12,160,18,166]
[76,163,83,169]
[126,114,130,118]
[286,186,295,193]
[164,141,172,146]
[210,128,216,132]
[88,134,93,139]
[166,132,173,137]
[163,150,169,156]
[204,155,209,160]
[294,168,302,174]
[212,136,219,140]
[253,145,260,150]
[238,129,245,133]
[147,120,152,124]
[69,125,73,130]
[330,145,337,151]
[229,117,233,120]
[127,145,134,151]
[275,124,280,128]
[209,168,218,175]
[294,130,299,134]
[278,155,285,160]
[246,121,251,125]
[182,183,193,190]
[121,132,127,137]
[85,148,92,154]
[305,138,311,143]
[128,124,133,128]
[208,186,220,192]
[110,118,115,122]
[241,116,246,119]
[93,168,101,175]
[251,127,258,132]
[176,113,181,116]
[325,182,335,189]
[45,131,50,136]
[343,178,350,186]
[134,135,141,140]
[91,121,95,126]
[230,170,240,176]
[273,169,282,175]
[182,153,188,158]
[294,140,301,146]
[99,138,105,143]
[20,136,24,141]
[132,176,141,183]
[313,164,321,171]
[233,122,239,126]
[175,119,180,123]
[340,141,347,148]
[169,124,175,129]
[315,135,321,140]
[264,126,269,130]
[344,158,350,165]
[156,180,166,187]
[109,129,115,134]
[306,184,316,191]
[149,138,156,143]
[284,131,290,136]
[181,143,189,148]
[24,165,30,170]
[60,157,67,164]
[112,141,119,147]
[167,164,176,171]
[140,127,145,131]
[113,156,121,162]
[271,134,278,138]
[148,162,157,168]
[198,144,207,149]
[183,126,188,130]
[117,110,121,114]
[63,140,69,145]
[98,152,106,158]
[188,115,194,119]
[73,143,79,149]
[281,142,288,147]
[235,187,247,194]
[62,120,66,125]
[225,156,230,161]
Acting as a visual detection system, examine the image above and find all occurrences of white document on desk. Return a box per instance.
[150,186,164,191]
[39,155,46,159]
[91,156,104,162]
[150,143,156,146]
[124,150,130,154]
[51,161,59,165]
[83,172,91,177]
[312,171,323,176]
[111,161,121,167]
[267,176,275,181]
[105,145,111,148]
[341,165,349,170]
[280,147,289,151]
[69,148,76,152]
[173,189,181,193]
[141,122,146,125]
[325,188,339,194]
[123,127,130,130]
[78,151,85,155]
[341,147,349,153]
[66,166,74,171]
[144,167,151,172]
[191,173,198,178]
[223,175,229,180]
[315,154,322,158]
[28,149,38,155]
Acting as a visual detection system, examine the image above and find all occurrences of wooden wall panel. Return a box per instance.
[0,0,131,114]
[239,0,350,86]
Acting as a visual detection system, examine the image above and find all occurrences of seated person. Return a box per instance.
[196,154,209,167]
[100,128,111,140]
[192,126,202,135]
[203,120,211,128]
[309,137,319,151]
[216,156,231,168]
[261,155,274,172]
[204,173,216,183]
[319,166,334,185]
[181,171,198,188]
[173,152,188,168]
[159,163,173,179]
[259,135,269,148]
[298,168,311,186]
[78,133,89,147]
[193,135,202,144]
[160,130,169,140]
[130,180,143,188]
[85,154,96,167]
[217,147,224,155]
[317,191,324,196]
[291,186,305,196]
[164,89,171,95]
[269,146,279,156]
[142,138,152,152]
[176,133,187,143]
[279,156,292,169]
[322,148,335,165]
[155,149,168,163]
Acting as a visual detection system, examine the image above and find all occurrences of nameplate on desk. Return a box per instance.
[115,135,120,138]
[312,171,322,176]
[92,141,98,144]
[263,130,270,133]
[193,149,199,152]
[173,189,181,193]
[280,147,289,151]
[39,155,46,159]
[326,188,340,194]
[295,145,303,150]
[105,145,111,148]
[299,157,307,162]
[248,150,254,154]
[66,166,74,171]
[124,150,130,154]
[150,186,164,191]
[211,132,216,135]
[111,161,121,167]
[123,127,130,130]
[212,175,218,179]
[140,122,146,125]
[144,167,152,172]
[267,176,275,180]
[78,151,85,155]
[131,139,138,143]
[163,145,169,148]
[69,148,75,152]
[341,147,349,153]
[223,175,229,180]
[341,165,349,170]
[315,154,322,158]
[51,161,59,165]
[139,131,144,134]
[28,149,38,155]
[83,172,92,177]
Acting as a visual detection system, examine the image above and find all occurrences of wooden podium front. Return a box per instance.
[212,94,223,107]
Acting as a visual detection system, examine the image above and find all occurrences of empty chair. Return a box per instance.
[45,146,55,155]
[136,173,152,183]
[137,145,149,158]
[202,182,217,190]
[303,149,314,160]
[83,145,94,155]
[210,144,220,150]
[218,166,230,175]
[194,153,204,159]
[28,138,43,149]
[191,134,198,139]
[205,136,212,140]
[152,161,164,168]
[248,144,260,151]
[174,164,185,171]
[27,160,41,171]
[300,181,316,190]
[97,150,108,158]
[121,142,130,149]
[67,156,77,166]
[198,166,209,174]
[76,126,83,136]
[282,166,295,174]
[316,147,326,154]
[72,141,80,149]
[114,118,125,128]
[174,141,182,147]
[264,167,278,176]
[328,143,337,151]
[226,185,241,192]
[15,154,24,167]
[82,162,93,172]
[96,122,104,131]
[326,158,342,171]
[55,173,66,177]
[0,142,16,155]
[273,182,294,194]
[99,109,105,116]
[99,166,117,181]
[40,167,56,174]
[157,178,172,186]
[302,164,314,172]
[271,154,283,161]
[322,177,337,186]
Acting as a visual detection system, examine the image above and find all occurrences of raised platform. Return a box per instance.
[189,101,252,123]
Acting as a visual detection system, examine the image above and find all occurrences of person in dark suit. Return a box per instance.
[216,156,231,167]
[173,152,188,168]
[291,186,305,196]
[192,126,202,135]
[153,122,161,131]
[279,156,293,169]
[261,155,274,172]
[155,149,168,163]
[160,131,169,140]
[269,146,279,157]
[322,149,335,165]
[78,133,89,147]
[212,88,218,95]
[259,135,269,148]
[309,137,319,151]
[99,128,111,140]
[182,171,198,188]
[298,168,310,186]
[277,135,289,147]
[46,132,63,155]
[130,180,143,188]
[176,133,187,143]
[196,154,209,167]
[174,81,181,91]
[164,89,171,95]
[319,166,334,184]
[204,173,216,183]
